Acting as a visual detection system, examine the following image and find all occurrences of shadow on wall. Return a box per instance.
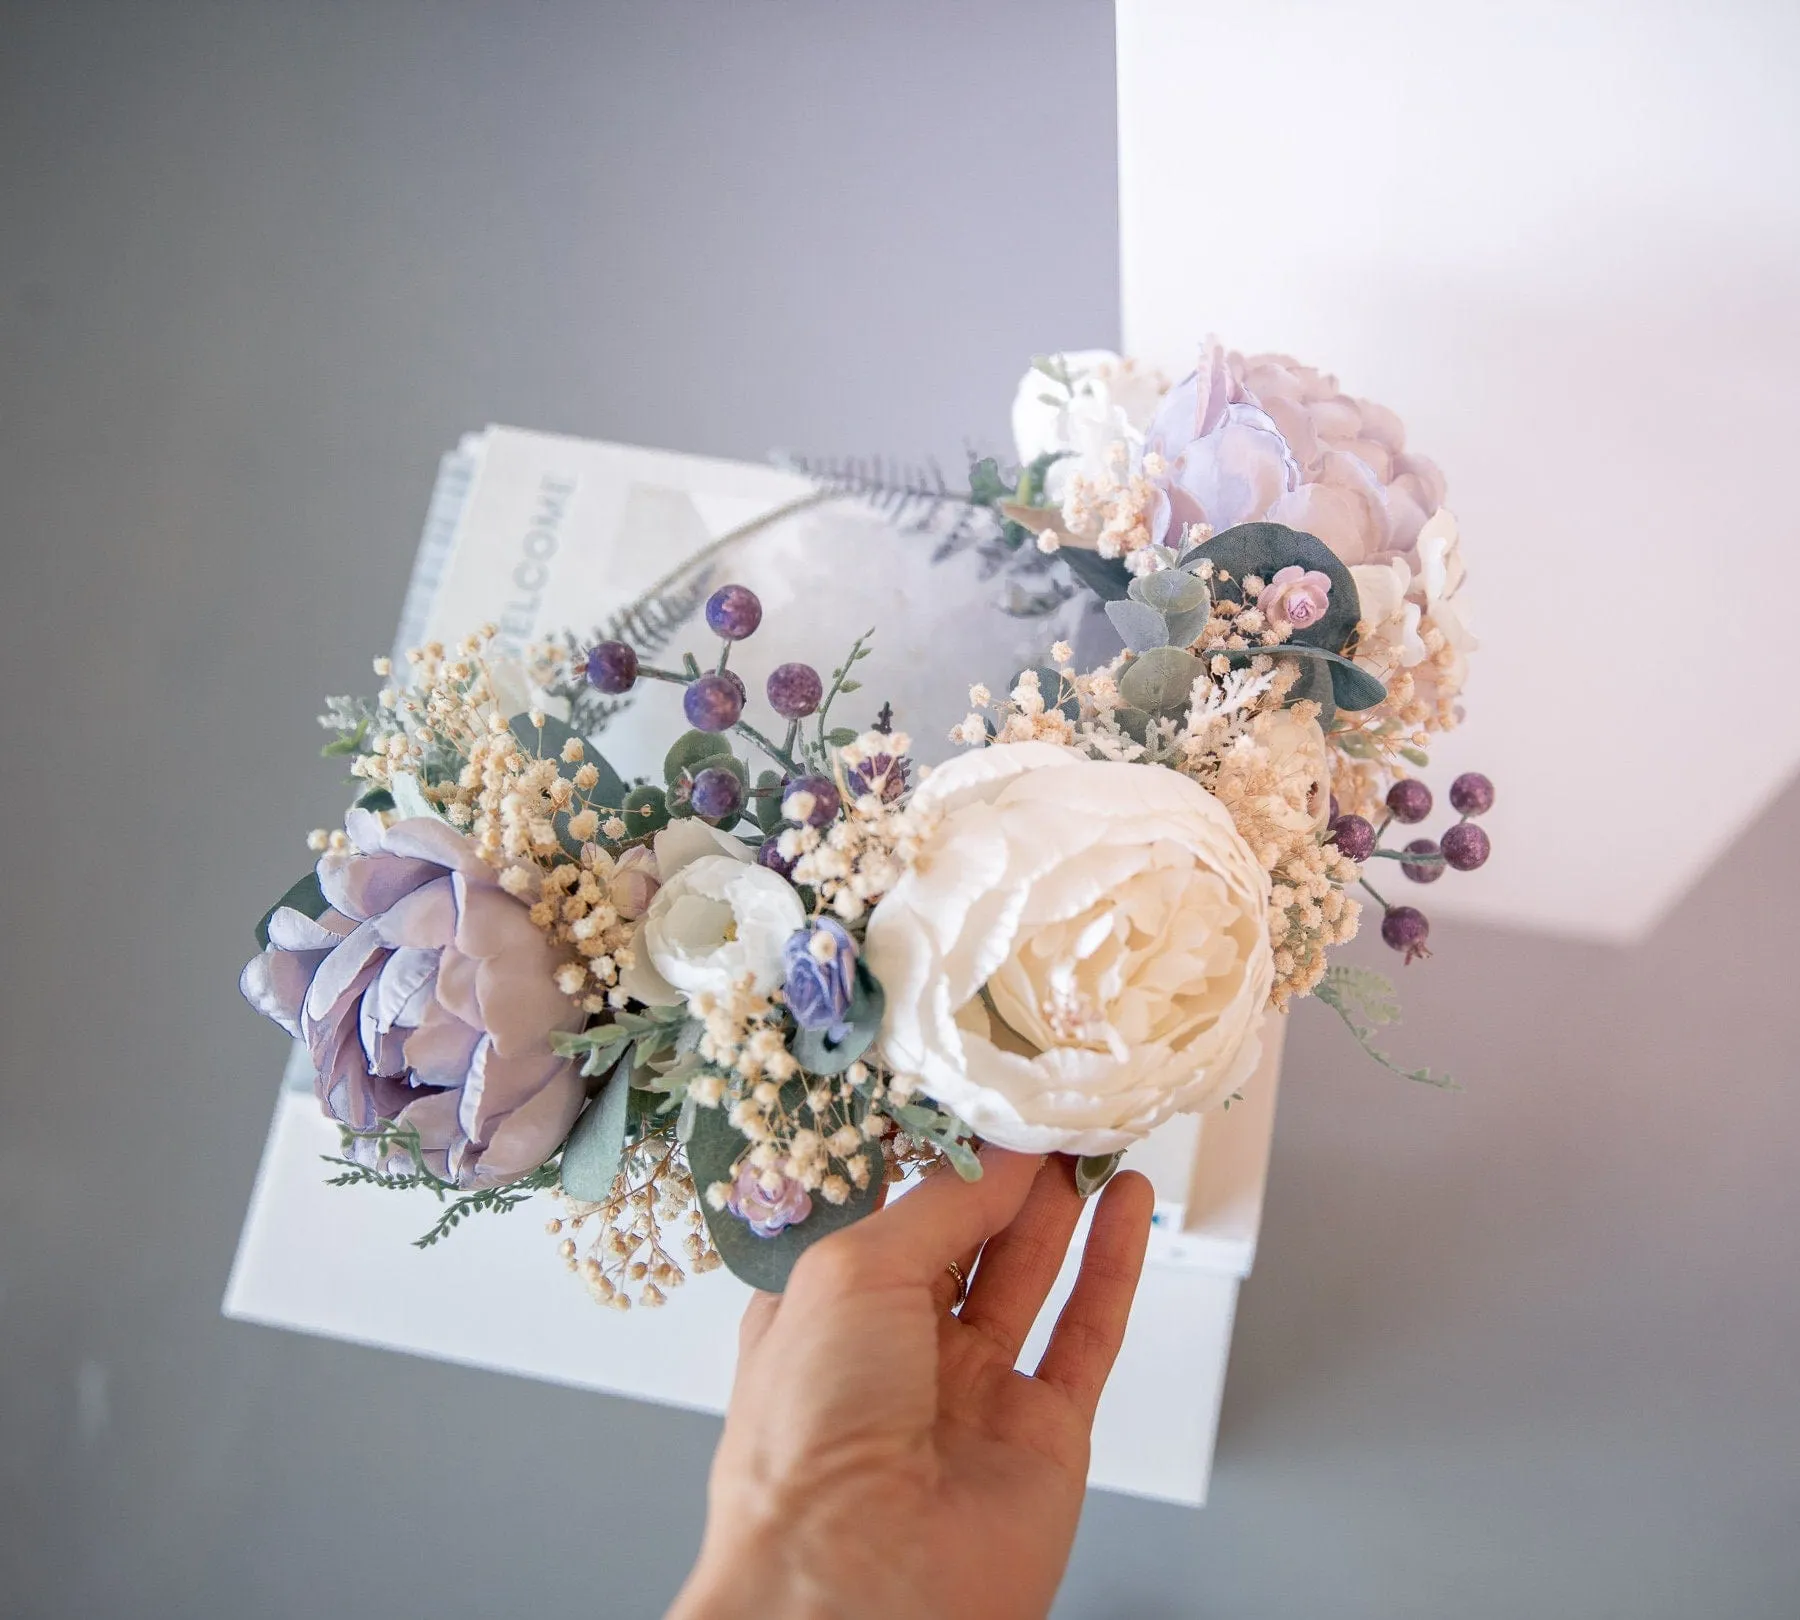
[1217,765,1800,1457]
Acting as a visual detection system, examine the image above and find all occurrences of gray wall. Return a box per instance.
[2,4,1796,1616]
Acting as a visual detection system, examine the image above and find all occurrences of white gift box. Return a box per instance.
[225,428,1288,1505]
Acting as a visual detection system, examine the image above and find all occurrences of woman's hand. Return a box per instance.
[668,1149,1155,1620]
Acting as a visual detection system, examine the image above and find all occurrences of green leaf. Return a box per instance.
[1113,705,1151,744]
[1129,569,1209,615]
[550,1023,632,1077]
[687,1086,886,1293]
[824,727,859,748]
[967,456,1013,507]
[663,728,735,786]
[1057,546,1133,603]
[622,783,671,836]
[354,787,396,813]
[1105,599,1170,653]
[1074,1152,1124,1197]
[753,769,786,835]
[1218,642,1388,717]
[321,716,369,757]
[1119,646,1203,713]
[559,1062,632,1200]
[1187,522,1362,656]
[254,869,328,950]
[1163,604,1211,648]
[509,711,629,808]
[790,963,885,1077]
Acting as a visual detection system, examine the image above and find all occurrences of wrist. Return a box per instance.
[666,1537,843,1620]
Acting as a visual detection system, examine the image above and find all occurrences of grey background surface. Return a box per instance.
[2,3,1797,1617]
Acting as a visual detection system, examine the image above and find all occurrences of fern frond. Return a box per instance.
[776,452,982,532]
[550,568,715,736]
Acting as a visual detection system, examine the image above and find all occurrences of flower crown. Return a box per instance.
[242,340,1493,1302]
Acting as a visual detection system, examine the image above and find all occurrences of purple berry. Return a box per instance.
[684,673,743,732]
[1449,772,1495,817]
[705,584,763,641]
[585,640,638,694]
[1386,779,1433,824]
[690,766,743,821]
[1381,905,1431,962]
[1328,814,1376,863]
[1441,821,1491,871]
[766,661,824,720]
[756,836,795,877]
[1401,837,1444,883]
[783,774,841,828]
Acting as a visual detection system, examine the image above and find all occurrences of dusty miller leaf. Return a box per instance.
[1315,966,1456,1088]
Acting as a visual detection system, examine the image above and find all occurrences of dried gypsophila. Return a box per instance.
[783,730,934,924]
[548,1131,721,1310]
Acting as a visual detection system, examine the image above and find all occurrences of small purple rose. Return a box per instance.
[727,1164,812,1238]
[845,748,910,805]
[782,917,858,1036]
[1259,565,1333,631]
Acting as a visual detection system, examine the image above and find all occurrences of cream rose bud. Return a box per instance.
[865,742,1274,1156]
[1256,709,1332,834]
[619,821,806,1006]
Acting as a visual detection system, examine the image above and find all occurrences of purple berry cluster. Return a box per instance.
[1327,771,1495,964]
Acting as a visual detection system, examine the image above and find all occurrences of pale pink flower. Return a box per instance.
[1259,565,1333,631]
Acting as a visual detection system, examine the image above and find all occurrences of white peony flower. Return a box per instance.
[865,741,1273,1155]
[620,821,805,1006]
[1011,350,1169,505]
[1414,508,1477,662]
[1350,556,1427,669]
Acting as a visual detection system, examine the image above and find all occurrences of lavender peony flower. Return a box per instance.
[726,1164,812,1238]
[781,917,858,1035]
[240,809,585,1188]
[1143,339,1446,566]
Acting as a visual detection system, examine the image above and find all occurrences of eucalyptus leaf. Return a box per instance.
[558,1062,632,1201]
[790,963,885,1077]
[1163,604,1211,648]
[509,713,627,807]
[1266,644,1387,713]
[1129,569,1209,615]
[253,870,328,950]
[1056,546,1133,602]
[1104,599,1170,653]
[1119,646,1203,714]
[687,1086,885,1293]
[1113,706,1151,744]
[1188,523,1361,655]
[1074,1151,1124,1197]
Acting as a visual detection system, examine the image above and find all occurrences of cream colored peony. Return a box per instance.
[864,742,1273,1155]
